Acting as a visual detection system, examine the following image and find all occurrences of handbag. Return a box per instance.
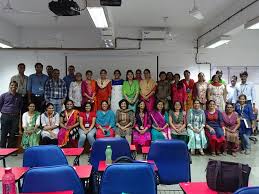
[206,159,251,192]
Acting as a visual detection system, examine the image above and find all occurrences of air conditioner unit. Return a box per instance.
[142,30,166,40]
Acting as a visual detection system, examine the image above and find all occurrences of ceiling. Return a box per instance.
[0,0,237,30]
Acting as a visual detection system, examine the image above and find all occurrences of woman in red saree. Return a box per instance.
[96,69,112,110]
[81,70,97,112]
[58,100,79,147]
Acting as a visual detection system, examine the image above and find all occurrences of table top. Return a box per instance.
[0,148,19,156]
[20,191,73,194]
[98,160,158,172]
[0,167,29,181]
[130,145,136,151]
[62,148,84,156]
[73,165,92,179]
[179,182,219,194]
[141,146,150,154]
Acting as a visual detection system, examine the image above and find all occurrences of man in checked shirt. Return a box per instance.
[44,69,67,114]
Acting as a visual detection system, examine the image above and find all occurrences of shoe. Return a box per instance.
[240,150,245,154]
[222,152,227,156]
[232,152,237,157]
[211,152,216,157]
[199,149,205,156]
[245,150,250,155]
[216,151,222,156]
[191,149,195,155]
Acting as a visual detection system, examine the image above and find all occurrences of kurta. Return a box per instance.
[156,80,171,110]
[171,83,187,109]
[133,112,151,146]
[69,81,82,108]
[81,80,97,111]
[96,110,115,138]
[182,79,195,112]
[150,111,171,141]
[122,80,139,112]
[192,82,208,110]
[139,79,157,112]
[111,79,124,113]
[187,109,207,149]
[208,83,225,111]
[116,109,135,137]
[169,111,188,143]
[222,112,239,144]
[96,80,112,110]
[22,111,41,148]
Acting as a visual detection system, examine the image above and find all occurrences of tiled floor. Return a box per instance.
[1,140,259,193]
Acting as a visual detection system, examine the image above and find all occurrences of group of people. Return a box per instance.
[0,63,257,157]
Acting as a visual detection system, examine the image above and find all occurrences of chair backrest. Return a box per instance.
[147,140,191,185]
[89,137,131,171]
[234,187,259,194]
[23,145,68,167]
[99,163,156,194]
[22,165,84,194]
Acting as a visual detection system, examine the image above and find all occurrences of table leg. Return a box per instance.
[3,158,6,167]
[73,156,80,166]
[18,180,22,192]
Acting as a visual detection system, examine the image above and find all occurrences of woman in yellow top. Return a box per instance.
[139,69,157,112]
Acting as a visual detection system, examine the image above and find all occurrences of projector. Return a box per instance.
[49,0,80,16]
[100,0,121,6]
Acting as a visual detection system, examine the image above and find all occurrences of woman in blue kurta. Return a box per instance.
[96,100,116,138]
[235,94,255,155]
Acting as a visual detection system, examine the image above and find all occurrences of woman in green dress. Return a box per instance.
[22,102,41,148]
[187,99,207,155]
[122,70,139,112]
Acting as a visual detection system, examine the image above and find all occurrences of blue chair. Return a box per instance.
[147,140,191,185]
[99,163,157,194]
[234,187,259,194]
[23,145,68,167]
[89,137,132,171]
[21,165,84,194]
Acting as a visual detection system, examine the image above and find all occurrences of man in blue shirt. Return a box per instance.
[27,63,48,112]
[0,81,22,148]
[63,65,75,97]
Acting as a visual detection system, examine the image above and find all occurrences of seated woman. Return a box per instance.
[187,100,207,155]
[132,101,151,150]
[223,103,240,157]
[22,102,41,149]
[116,99,135,144]
[169,101,188,144]
[96,100,116,138]
[235,94,255,155]
[150,100,171,141]
[40,103,60,145]
[58,100,79,147]
[78,102,97,147]
[205,100,226,156]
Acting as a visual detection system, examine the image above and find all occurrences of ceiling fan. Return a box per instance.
[0,0,41,14]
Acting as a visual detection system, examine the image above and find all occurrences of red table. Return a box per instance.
[141,146,150,159]
[20,191,73,194]
[73,165,92,179]
[179,182,222,194]
[62,148,84,165]
[0,148,19,167]
[98,160,158,172]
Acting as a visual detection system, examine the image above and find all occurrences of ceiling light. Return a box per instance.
[0,40,13,48]
[87,7,108,28]
[189,0,204,20]
[245,16,259,29]
[205,36,231,48]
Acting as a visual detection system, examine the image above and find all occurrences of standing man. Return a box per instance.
[10,63,28,114]
[45,69,67,113]
[63,65,75,94]
[46,65,54,79]
[0,81,22,148]
[226,75,238,104]
[237,71,256,106]
[27,63,49,112]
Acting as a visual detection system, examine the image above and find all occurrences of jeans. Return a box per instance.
[50,99,63,114]
[241,133,251,150]
[78,127,96,147]
[0,113,19,148]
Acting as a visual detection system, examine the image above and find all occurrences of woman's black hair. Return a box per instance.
[135,100,147,116]
[45,103,54,110]
[114,69,121,76]
[83,102,93,111]
[126,70,134,81]
[172,101,183,112]
[154,100,166,115]
[118,99,129,109]
[100,100,109,110]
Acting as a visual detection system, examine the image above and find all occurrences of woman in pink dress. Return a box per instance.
[171,73,187,110]
[132,100,151,151]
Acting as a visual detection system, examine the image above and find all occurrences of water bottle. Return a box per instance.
[105,145,112,165]
[2,168,17,194]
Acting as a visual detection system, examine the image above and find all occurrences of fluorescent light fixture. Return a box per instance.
[87,7,108,28]
[245,16,259,29]
[189,7,204,20]
[205,36,231,48]
[0,39,13,48]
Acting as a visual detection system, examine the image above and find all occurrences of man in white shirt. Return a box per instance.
[237,71,256,106]
[226,75,238,104]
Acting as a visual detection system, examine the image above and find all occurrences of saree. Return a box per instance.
[139,79,156,112]
[96,79,112,110]
[58,110,79,147]
[182,79,195,112]
[150,111,171,141]
[133,112,151,146]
